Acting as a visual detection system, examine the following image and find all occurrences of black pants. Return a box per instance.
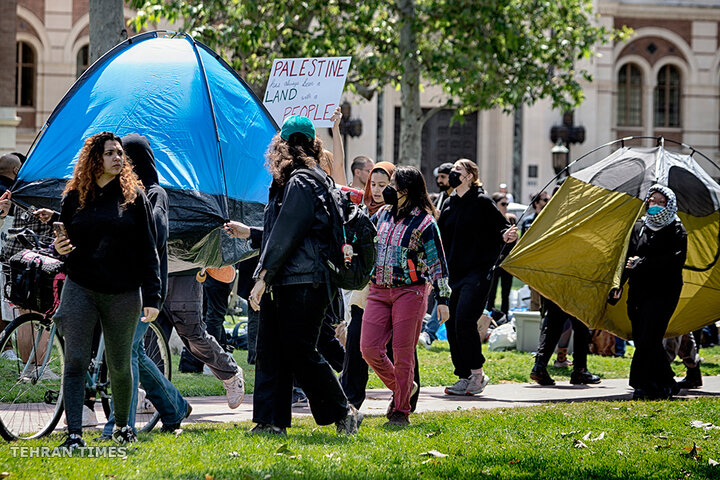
[340,305,420,410]
[628,288,679,397]
[534,301,589,371]
[253,283,348,428]
[488,267,513,315]
[447,274,489,378]
[203,275,233,347]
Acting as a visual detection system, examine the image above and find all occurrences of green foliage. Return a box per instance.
[4,400,720,479]
[126,0,628,112]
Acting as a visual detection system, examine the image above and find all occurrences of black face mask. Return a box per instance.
[448,171,463,188]
[436,181,449,192]
[382,185,399,206]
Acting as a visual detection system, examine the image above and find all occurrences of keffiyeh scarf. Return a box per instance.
[644,184,679,231]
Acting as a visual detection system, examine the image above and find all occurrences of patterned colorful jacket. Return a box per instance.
[372,205,451,305]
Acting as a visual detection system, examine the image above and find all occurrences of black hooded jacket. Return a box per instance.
[122,133,169,305]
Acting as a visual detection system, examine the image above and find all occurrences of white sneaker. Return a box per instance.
[553,359,573,368]
[1,349,20,361]
[418,332,432,350]
[444,378,469,396]
[223,369,245,409]
[465,373,490,395]
[136,388,156,414]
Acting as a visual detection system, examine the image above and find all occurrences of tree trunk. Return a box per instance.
[396,0,422,169]
[89,0,127,63]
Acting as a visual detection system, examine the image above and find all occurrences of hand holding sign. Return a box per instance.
[263,57,352,128]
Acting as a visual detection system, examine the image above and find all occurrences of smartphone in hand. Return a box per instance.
[53,222,68,239]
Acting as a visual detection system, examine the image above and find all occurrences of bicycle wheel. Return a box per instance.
[0,313,64,440]
[100,321,171,433]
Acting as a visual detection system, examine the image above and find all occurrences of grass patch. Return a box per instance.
[3,398,720,479]
[169,345,720,397]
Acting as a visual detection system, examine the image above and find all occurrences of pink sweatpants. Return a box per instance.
[360,283,429,414]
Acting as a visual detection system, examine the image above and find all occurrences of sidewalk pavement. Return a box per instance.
[180,376,720,426]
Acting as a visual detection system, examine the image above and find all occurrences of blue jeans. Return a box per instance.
[422,300,440,341]
[103,319,188,435]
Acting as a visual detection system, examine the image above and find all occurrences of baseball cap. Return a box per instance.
[433,162,454,177]
[280,115,315,141]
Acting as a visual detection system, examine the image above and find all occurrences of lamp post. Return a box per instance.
[551,139,569,176]
[550,111,585,177]
[338,101,363,147]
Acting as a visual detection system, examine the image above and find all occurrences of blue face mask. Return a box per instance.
[647,205,664,215]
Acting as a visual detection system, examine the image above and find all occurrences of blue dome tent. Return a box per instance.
[14,31,277,269]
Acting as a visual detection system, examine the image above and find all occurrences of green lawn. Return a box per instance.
[3,399,720,479]
[170,343,720,397]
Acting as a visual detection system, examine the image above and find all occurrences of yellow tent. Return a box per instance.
[502,145,720,339]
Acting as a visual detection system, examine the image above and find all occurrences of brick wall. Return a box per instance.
[0,0,17,106]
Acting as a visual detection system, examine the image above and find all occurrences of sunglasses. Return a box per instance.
[499,202,508,207]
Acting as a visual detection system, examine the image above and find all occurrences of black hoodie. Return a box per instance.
[122,133,169,305]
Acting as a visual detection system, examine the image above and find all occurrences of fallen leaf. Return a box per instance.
[508,459,520,465]
[658,435,668,439]
[228,452,240,458]
[325,453,335,459]
[264,475,271,480]
[654,445,671,450]
[420,450,448,458]
[581,431,605,441]
[561,430,579,438]
[292,470,302,475]
[426,431,440,438]
[275,444,295,456]
[683,442,701,460]
[617,450,623,455]
[709,459,719,466]
[573,440,588,449]
[205,475,215,480]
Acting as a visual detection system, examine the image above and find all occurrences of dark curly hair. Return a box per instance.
[63,131,143,209]
[266,132,325,186]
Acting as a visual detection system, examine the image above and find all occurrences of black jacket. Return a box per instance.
[254,165,332,286]
[60,177,162,309]
[438,185,509,284]
[622,218,687,304]
[123,133,169,305]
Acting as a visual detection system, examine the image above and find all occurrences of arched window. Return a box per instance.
[76,45,89,78]
[617,63,642,127]
[654,65,681,128]
[15,41,36,107]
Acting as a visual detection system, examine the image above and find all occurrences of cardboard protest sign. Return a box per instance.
[263,56,352,128]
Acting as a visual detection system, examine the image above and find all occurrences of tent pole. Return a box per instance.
[187,35,231,220]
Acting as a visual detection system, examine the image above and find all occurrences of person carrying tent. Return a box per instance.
[227,115,361,435]
[610,184,687,400]
[438,159,517,396]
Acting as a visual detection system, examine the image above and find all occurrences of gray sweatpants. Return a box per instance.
[54,277,141,435]
[663,333,700,369]
[162,275,238,381]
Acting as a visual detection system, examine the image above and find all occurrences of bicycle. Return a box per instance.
[0,221,171,441]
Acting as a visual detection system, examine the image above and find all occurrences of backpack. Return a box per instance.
[293,168,377,290]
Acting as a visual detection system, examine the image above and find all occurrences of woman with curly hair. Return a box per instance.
[231,115,361,435]
[53,131,161,449]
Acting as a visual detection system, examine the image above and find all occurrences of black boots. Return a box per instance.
[676,364,703,390]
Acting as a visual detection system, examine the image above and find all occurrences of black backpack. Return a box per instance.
[293,168,377,290]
